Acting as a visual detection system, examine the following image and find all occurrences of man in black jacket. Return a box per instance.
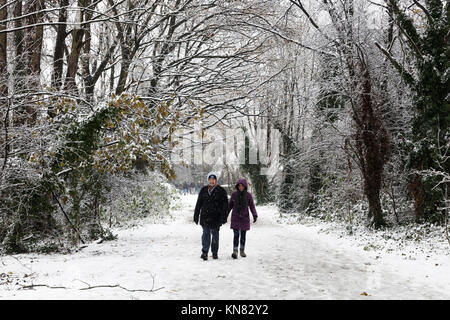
[194,171,228,260]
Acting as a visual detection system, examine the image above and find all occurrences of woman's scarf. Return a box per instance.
[236,190,248,217]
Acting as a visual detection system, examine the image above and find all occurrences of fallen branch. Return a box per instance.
[77,278,164,293]
[20,277,164,293]
[79,283,164,293]
[21,283,164,293]
[75,245,89,252]
[22,284,68,290]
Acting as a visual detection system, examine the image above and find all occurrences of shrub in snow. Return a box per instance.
[102,172,181,229]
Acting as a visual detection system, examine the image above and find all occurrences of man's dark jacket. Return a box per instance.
[194,185,228,228]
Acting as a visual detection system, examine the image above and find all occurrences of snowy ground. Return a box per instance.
[1,194,449,300]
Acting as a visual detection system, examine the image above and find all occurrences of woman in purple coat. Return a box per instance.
[227,178,258,259]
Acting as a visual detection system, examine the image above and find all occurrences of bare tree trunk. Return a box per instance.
[26,0,44,75]
[0,0,8,162]
[115,46,131,95]
[13,1,23,67]
[81,5,95,100]
[352,58,389,229]
[409,173,426,221]
[52,0,69,91]
[0,0,7,92]
[13,0,45,126]
[64,27,85,93]
[12,1,24,127]
[64,0,92,94]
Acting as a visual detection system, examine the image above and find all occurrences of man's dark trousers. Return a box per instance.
[201,226,220,255]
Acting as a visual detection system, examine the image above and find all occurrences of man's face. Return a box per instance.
[208,177,216,186]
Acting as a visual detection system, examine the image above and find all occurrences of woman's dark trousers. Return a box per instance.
[233,229,246,250]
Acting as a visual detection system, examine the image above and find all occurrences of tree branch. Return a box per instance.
[375,41,416,86]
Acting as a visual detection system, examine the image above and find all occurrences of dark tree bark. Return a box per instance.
[0,0,7,89]
[0,0,8,162]
[64,0,95,94]
[64,27,85,93]
[351,58,390,228]
[24,0,45,74]
[52,0,69,91]
[12,0,45,126]
[279,133,295,213]
[13,1,23,69]
[81,6,94,100]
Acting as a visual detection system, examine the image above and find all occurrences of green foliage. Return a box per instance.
[52,106,120,173]
[386,0,450,222]
[2,221,27,254]
[1,175,57,254]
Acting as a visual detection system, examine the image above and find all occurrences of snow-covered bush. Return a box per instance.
[102,172,181,228]
[0,94,182,253]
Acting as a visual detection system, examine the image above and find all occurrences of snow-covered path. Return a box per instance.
[1,194,449,299]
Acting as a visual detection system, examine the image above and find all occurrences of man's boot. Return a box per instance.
[212,253,218,259]
[201,252,208,260]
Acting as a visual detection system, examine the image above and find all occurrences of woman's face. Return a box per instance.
[238,184,245,192]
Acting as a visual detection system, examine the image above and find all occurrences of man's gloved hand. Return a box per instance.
[253,216,257,223]
[194,217,199,225]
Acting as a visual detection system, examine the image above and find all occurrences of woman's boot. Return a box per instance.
[231,249,238,259]
[240,248,246,257]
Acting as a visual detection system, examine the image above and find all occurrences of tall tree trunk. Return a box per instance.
[0,0,8,162]
[82,7,93,100]
[409,173,426,221]
[13,0,45,126]
[352,58,389,229]
[64,0,92,94]
[14,1,23,70]
[115,46,131,95]
[12,1,23,127]
[64,27,85,94]
[278,129,295,213]
[52,0,69,91]
[0,0,7,92]
[23,0,45,74]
